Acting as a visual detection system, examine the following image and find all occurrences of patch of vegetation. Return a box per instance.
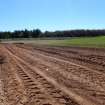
[2,36,105,48]
[58,36,105,47]
[30,36,105,48]
[0,29,105,39]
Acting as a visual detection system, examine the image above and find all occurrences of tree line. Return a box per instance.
[0,29,105,39]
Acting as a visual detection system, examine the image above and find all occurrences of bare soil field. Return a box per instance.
[0,43,105,105]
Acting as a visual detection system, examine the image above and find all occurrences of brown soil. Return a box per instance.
[0,43,105,105]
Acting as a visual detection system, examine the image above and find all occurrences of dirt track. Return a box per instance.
[0,44,105,105]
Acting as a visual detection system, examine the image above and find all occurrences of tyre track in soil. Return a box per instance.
[2,45,82,105]
[13,57,79,105]
[32,46,105,72]
[0,46,28,105]
[3,44,100,105]
[3,44,98,105]
[18,44,105,73]
[0,58,6,105]
[11,44,105,104]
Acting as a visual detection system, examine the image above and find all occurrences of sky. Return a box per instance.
[0,0,105,31]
